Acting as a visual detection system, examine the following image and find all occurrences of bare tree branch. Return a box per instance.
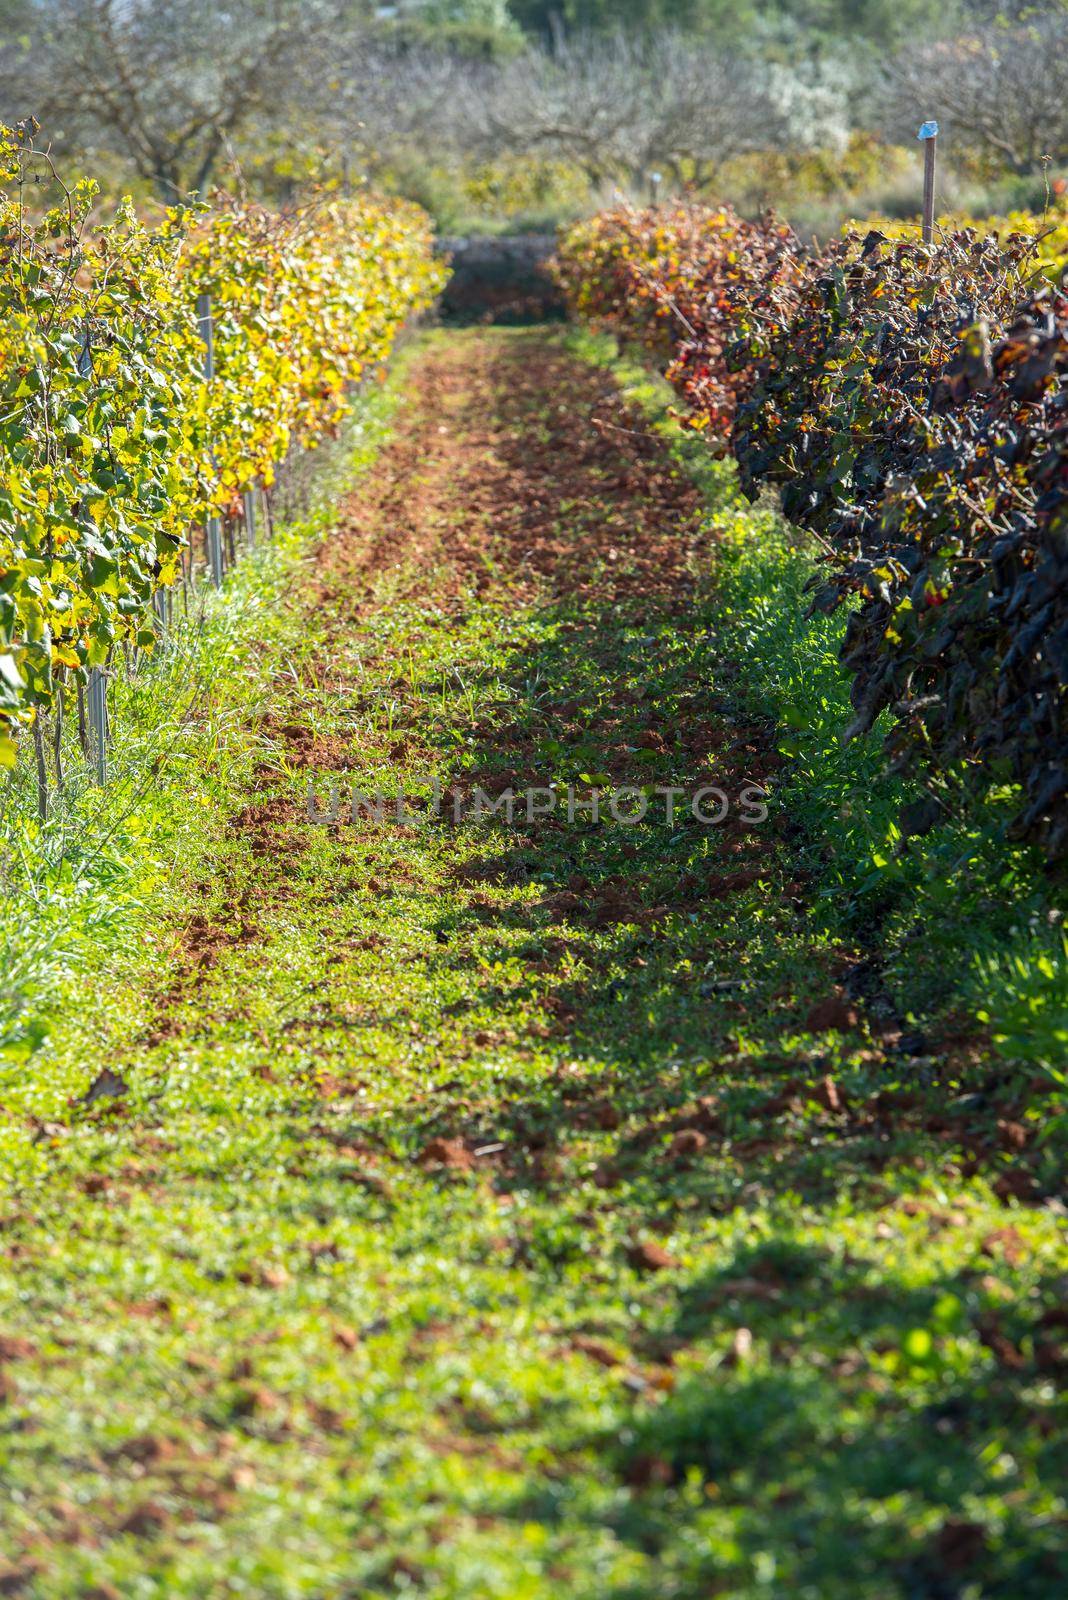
[881,17,1068,177]
[4,0,350,200]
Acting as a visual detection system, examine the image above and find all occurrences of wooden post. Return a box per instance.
[918,120,938,243]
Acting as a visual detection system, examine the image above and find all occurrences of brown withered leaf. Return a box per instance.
[0,1336,36,1364]
[417,1137,474,1172]
[804,997,860,1034]
[667,1128,707,1160]
[933,1519,987,1572]
[571,1336,622,1369]
[626,1240,678,1274]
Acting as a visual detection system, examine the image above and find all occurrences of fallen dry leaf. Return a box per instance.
[934,1519,987,1571]
[804,997,860,1034]
[571,1336,622,1369]
[0,1336,36,1364]
[626,1240,677,1274]
[811,1075,844,1113]
[115,1500,169,1537]
[622,1452,674,1488]
[667,1128,707,1159]
[108,1434,176,1467]
[980,1227,1026,1267]
[417,1138,473,1172]
[337,1168,393,1199]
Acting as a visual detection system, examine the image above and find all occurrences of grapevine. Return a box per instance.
[555,205,1068,853]
[0,126,446,768]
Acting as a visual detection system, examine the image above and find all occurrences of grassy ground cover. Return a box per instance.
[0,329,1065,1599]
[568,329,1068,1074]
[0,376,404,1067]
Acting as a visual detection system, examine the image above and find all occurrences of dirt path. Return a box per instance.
[0,330,1064,1600]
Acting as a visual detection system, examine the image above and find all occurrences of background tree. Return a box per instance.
[881,13,1068,175]
[506,0,754,44]
[449,31,844,190]
[505,0,978,48]
[376,0,524,55]
[3,0,348,200]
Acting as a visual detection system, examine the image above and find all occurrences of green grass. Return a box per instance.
[0,328,1065,1599]
[567,327,1068,1072]
[0,374,403,1066]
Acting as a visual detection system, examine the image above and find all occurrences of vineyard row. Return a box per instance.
[0,127,447,780]
[553,204,1068,856]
